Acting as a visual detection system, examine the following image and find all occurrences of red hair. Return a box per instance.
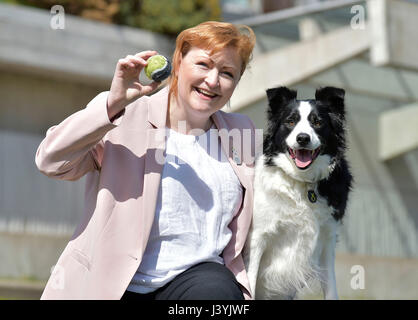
[168,21,256,99]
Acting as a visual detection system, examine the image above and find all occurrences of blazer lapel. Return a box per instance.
[211,111,250,190]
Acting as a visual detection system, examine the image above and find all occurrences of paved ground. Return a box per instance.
[1,253,417,300]
[0,278,44,300]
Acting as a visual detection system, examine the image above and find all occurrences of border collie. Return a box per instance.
[244,86,353,300]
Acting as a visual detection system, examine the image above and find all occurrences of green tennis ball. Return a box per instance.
[144,55,171,82]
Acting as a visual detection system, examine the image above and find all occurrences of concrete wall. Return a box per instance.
[0,3,174,86]
[298,253,418,299]
[369,0,418,70]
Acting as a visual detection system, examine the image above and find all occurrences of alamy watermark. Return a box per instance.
[153,121,264,176]
[50,5,65,30]
[350,265,365,290]
[50,264,65,290]
[350,5,366,30]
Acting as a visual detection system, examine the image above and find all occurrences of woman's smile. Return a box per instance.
[193,86,220,100]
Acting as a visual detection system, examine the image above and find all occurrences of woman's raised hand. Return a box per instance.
[107,51,161,119]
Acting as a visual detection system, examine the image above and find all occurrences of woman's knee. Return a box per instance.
[186,280,244,300]
[156,262,244,300]
[181,263,244,300]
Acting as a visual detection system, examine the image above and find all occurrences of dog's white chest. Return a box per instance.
[247,159,337,299]
[252,163,334,231]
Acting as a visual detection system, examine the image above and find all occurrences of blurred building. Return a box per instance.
[0,0,417,299]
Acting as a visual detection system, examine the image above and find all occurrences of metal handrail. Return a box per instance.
[230,0,365,26]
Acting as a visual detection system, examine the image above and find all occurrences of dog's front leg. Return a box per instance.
[243,234,265,299]
[319,225,339,300]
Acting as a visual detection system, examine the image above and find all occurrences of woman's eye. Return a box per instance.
[197,62,208,68]
[222,71,234,78]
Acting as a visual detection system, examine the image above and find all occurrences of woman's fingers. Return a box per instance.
[135,50,158,61]
[118,51,159,71]
[126,55,147,66]
[119,51,157,63]
[117,58,133,70]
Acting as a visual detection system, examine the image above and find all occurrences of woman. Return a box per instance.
[36,21,256,300]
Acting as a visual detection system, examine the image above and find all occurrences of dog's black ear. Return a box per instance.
[266,86,297,112]
[316,87,346,129]
[315,87,345,110]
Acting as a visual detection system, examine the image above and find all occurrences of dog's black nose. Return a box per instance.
[296,133,310,146]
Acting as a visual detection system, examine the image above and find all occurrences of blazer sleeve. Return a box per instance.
[35,91,123,181]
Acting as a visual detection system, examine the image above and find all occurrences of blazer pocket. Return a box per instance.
[70,249,91,271]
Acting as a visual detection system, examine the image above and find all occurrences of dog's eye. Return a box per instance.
[313,120,322,128]
[287,120,295,127]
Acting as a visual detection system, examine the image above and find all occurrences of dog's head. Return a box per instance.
[263,86,346,182]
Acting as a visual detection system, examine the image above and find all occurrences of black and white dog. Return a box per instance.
[244,86,353,300]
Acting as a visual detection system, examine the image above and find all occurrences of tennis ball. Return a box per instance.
[144,55,172,82]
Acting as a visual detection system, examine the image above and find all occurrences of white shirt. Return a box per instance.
[127,126,243,293]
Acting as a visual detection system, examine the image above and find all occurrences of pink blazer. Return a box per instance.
[35,86,256,300]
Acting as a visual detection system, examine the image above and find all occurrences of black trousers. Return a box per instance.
[121,262,245,300]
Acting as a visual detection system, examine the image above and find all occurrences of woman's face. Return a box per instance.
[175,46,242,118]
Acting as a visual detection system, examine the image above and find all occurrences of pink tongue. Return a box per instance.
[295,149,313,168]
